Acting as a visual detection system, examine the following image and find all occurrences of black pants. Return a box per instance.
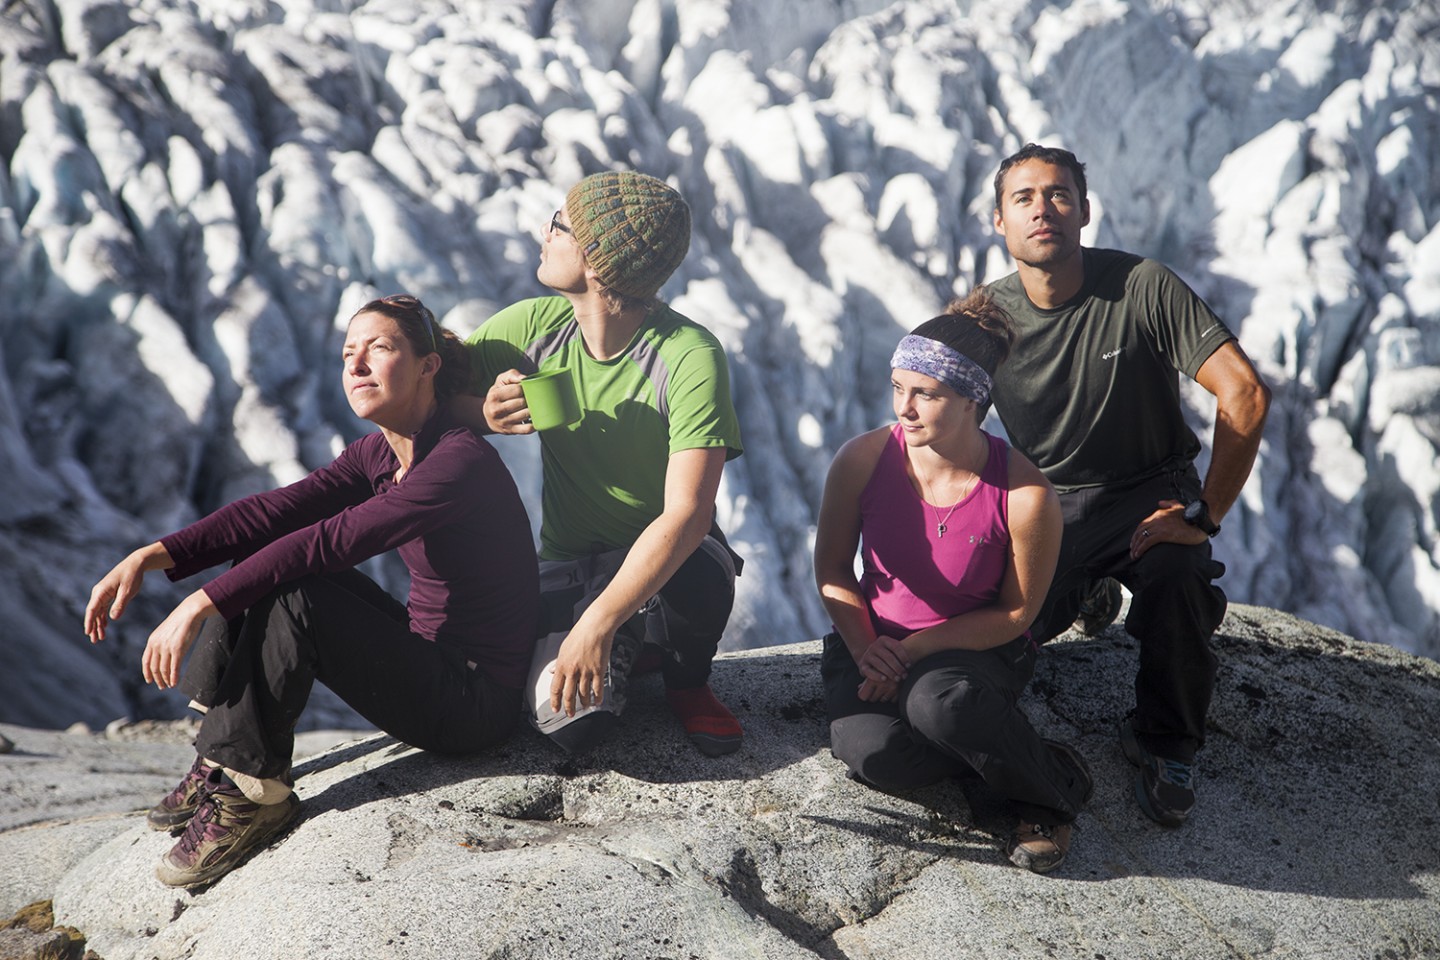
[535,533,737,692]
[531,533,737,753]
[183,569,521,780]
[822,634,1089,827]
[1031,467,1228,762]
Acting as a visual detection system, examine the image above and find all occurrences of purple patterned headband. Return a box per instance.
[890,334,992,404]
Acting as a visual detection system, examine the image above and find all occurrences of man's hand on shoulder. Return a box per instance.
[1129,499,1208,559]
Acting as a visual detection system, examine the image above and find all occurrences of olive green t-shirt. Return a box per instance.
[988,248,1234,493]
[467,297,743,560]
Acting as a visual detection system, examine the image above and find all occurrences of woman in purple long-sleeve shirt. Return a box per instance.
[84,295,539,889]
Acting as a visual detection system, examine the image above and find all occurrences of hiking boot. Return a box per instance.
[1119,718,1195,827]
[1007,821,1073,874]
[155,769,301,888]
[665,684,743,757]
[147,756,213,831]
[1074,578,1122,635]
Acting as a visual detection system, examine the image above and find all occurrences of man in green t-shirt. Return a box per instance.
[986,144,1272,827]
[458,171,745,757]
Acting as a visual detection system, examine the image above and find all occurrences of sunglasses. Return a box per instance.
[378,294,438,352]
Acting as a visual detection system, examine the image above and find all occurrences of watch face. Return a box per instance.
[1185,501,1202,521]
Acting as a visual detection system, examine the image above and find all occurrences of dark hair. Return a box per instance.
[912,287,1015,377]
[351,294,472,404]
[993,143,1088,211]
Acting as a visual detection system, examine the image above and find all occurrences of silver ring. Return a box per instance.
[1141,529,1151,537]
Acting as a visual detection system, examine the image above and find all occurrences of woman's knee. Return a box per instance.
[830,716,939,792]
[904,672,1010,749]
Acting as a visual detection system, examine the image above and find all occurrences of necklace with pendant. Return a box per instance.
[918,468,976,538]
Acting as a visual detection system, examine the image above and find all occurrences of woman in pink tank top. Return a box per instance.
[814,289,1093,874]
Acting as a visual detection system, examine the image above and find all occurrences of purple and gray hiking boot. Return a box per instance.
[155,768,301,888]
[147,756,214,831]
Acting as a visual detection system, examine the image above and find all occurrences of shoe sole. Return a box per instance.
[1008,843,1066,874]
[688,732,742,757]
[146,807,198,832]
[155,796,302,889]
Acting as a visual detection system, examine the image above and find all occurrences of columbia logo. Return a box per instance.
[1102,348,1122,360]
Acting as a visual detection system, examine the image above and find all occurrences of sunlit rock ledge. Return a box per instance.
[1,604,1436,959]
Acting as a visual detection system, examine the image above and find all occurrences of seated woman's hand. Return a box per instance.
[857,634,911,685]
[141,589,217,690]
[857,676,900,703]
[84,543,172,644]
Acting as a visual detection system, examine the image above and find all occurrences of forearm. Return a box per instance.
[135,540,176,572]
[577,508,711,637]
[449,393,495,435]
[901,604,1035,661]
[1197,346,1272,524]
[817,575,878,662]
[1202,412,1266,524]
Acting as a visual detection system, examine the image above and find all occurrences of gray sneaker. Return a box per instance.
[155,770,301,888]
[1119,718,1195,827]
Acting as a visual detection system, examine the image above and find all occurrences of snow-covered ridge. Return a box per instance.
[1,0,1436,729]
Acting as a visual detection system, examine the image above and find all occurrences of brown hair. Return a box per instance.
[351,295,472,403]
[912,287,1015,377]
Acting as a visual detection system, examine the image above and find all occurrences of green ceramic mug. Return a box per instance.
[521,368,582,431]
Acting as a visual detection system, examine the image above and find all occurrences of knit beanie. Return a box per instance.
[565,171,691,301]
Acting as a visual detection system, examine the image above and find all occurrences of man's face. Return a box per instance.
[992,159,1090,270]
[537,207,587,294]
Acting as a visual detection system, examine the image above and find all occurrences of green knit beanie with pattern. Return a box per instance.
[565,171,691,301]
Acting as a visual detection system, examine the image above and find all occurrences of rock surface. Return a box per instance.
[1,605,1436,959]
[1,0,1439,737]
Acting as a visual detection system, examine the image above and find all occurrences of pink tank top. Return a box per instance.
[858,427,1013,639]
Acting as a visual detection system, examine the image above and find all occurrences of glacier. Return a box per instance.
[0,0,1437,729]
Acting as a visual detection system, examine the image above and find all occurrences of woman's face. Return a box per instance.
[891,367,974,446]
[342,311,435,424]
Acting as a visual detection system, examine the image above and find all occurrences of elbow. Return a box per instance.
[679,508,714,553]
[1244,369,1273,425]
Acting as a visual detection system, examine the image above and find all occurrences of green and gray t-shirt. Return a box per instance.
[988,248,1234,494]
[467,297,743,560]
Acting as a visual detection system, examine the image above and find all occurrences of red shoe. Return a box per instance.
[665,684,742,757]
[632,645,665,676]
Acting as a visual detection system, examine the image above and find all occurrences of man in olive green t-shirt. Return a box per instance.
[456,171,745,758]
[987,144,1272,827]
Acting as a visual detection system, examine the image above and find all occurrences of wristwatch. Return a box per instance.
[1183,499,1221,537]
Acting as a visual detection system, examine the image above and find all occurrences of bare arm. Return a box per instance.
[1193,340,1271,524]
[814,429,907,701]
[1130,340,1271,558]
[84,541,175,643]
[85,541,219,689]
[900,449,1062,660]
[550,446,727,716]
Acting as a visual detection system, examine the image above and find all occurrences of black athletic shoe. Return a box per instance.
[1075,578,1122,635]
[1119,718,1195,827]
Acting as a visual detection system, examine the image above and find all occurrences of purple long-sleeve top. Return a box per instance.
[160,409,539,689]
